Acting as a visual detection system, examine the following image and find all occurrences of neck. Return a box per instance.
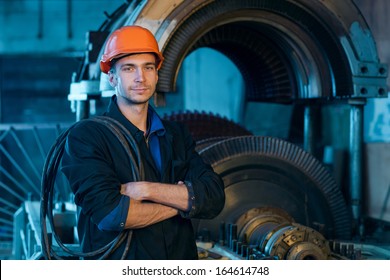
[117,97,149,132]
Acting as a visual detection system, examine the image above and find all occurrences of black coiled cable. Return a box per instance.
[40,116,143,259]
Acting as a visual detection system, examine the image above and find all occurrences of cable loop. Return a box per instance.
[40,116,142,259]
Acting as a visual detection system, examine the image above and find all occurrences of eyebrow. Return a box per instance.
[120,62,156,68]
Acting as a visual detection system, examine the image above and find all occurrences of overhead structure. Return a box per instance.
[69,0,387,106]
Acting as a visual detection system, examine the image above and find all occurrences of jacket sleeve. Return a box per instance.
[172,123,226,219]
[61,121,126,226]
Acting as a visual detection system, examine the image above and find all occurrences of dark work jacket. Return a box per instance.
[61,95,225,259]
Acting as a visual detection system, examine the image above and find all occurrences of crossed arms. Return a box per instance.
[120,181,189,229]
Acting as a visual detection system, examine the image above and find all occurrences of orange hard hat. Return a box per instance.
[100,25,164,74]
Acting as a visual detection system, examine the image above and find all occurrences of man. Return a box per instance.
[61,25,225,259]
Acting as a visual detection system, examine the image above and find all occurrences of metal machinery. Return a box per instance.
[2,0,390,259]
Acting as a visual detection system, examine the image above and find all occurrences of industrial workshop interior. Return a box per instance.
[0,0,389,261]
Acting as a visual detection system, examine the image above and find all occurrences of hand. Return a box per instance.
[120,181,150,201]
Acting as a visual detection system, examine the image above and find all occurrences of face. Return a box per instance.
[108,53,158,105]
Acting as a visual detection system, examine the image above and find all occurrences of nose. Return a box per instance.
[134,67,145,82]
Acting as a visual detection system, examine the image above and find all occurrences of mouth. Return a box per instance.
[131,87,149,93]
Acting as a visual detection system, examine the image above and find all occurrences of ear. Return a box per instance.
[108,72,118,87]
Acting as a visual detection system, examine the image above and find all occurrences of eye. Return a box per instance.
[122,66,135,72]
[145,65,156,71]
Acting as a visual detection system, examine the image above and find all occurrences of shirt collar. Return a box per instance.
[147,106,166,137]
[105,95,165,136]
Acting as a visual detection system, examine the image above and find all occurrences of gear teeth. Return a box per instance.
[198,135,352,240]
[163,110,252,142]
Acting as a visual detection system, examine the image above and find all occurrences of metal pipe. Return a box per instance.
[0,145,40,196]
[67,0,73,39]
[0,166,30,197]
[0,181,26,202]
[0,207,15,217]
[303,105,315,155]
[0,197,18,210]
[348,98,366,237]
[380,184,390,220]
[32,126,47,162]
[76,100,90,121]
[9,128,41,181]
[37,0,44,39]
[303,104,320,158]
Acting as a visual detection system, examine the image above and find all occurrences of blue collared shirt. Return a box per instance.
[145,106,165,172]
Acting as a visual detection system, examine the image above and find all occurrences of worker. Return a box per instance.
[61,25,225,259]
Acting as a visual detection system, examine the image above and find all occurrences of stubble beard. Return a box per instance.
[119,88,153,106]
